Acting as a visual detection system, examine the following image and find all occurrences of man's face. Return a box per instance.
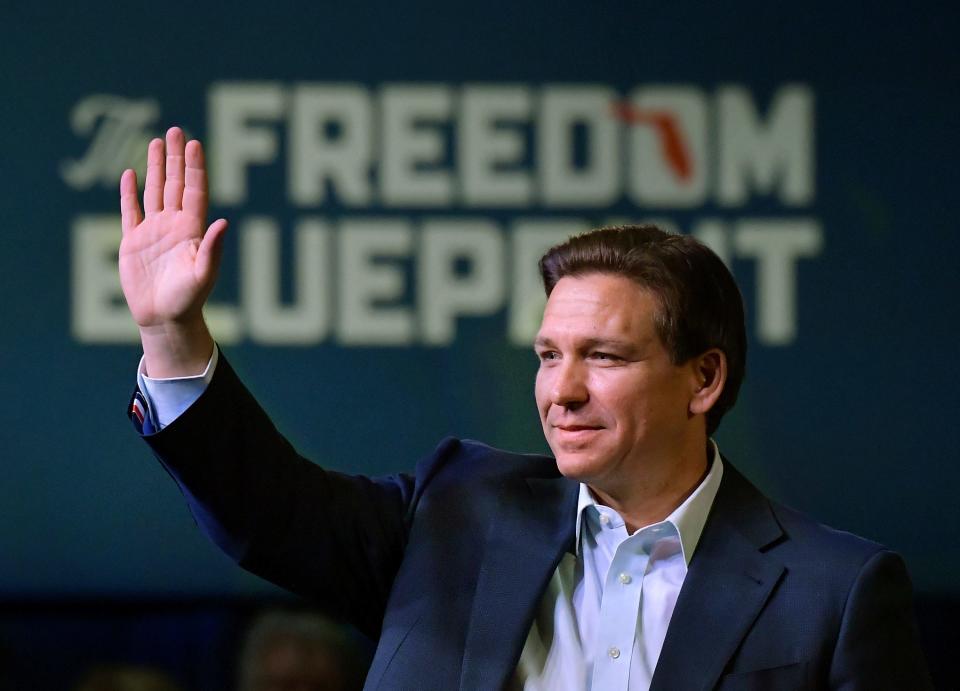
[534,273,698,490]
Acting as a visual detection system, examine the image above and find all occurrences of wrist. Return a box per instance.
[139,319,215,378]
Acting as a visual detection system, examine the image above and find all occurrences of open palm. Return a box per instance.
[119,127,227,328]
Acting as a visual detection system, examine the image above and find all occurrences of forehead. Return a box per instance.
[538,273,660,343]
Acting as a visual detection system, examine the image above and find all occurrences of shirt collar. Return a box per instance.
[574,439,724,566]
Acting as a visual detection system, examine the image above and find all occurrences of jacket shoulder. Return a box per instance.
[769,499,889,569]
[413,436,558,484]
[721,460,887,565]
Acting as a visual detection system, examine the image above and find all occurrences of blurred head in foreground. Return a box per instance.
[239,610,370,691]
[73,665,183,691]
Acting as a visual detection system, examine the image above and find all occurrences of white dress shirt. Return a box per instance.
[515,444,723,691]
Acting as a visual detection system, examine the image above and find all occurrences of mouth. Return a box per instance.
[552,424,604,442]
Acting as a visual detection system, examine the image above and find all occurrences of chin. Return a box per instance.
[553,450,608,483]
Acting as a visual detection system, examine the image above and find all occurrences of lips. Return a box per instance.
[552,424,604,445]
[554,423,604,431]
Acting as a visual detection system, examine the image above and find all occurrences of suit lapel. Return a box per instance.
[650,463,786,691]
[460,474,579,690]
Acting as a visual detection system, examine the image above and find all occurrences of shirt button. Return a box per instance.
[618,572,632,585]
[608,646,621,659]
[599,514,610,525]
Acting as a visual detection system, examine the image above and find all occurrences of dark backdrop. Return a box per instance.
[0,2,956,688]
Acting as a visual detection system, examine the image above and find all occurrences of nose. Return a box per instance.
[551,359,589,408]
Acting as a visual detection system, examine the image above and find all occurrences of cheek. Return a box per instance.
[606,392,643,431]
[594,376,656,434]
[534,369,550,416]
[591,374,635,415]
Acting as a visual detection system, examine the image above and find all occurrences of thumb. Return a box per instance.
[196,218,228,285]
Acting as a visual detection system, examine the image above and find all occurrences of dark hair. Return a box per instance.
[539,224,746,435]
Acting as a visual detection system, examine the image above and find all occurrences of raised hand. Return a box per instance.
[119,127,228,377]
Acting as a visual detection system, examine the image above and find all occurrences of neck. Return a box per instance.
[588,439,711,533]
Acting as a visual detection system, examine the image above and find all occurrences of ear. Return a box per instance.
[688,348,727,418]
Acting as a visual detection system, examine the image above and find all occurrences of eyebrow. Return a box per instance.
[533,336,639,351]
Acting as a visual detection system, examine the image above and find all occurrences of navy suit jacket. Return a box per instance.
[138,355,931,690]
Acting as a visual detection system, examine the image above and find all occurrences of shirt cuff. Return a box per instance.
[136,346,219,430]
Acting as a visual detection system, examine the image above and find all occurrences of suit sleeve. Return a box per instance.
[828,549,933,690]
[138,353,425,640]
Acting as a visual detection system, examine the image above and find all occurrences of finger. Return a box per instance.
[182,138,208,220]
[120,169,143,234]
[163,127,186,211]
[196,218,229,284]
[144,138,165,214]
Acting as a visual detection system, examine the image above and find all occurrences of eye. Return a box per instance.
[536,350,560,362]
[590,351,622,362]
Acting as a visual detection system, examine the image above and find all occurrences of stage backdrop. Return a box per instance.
[1,2,956,598]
